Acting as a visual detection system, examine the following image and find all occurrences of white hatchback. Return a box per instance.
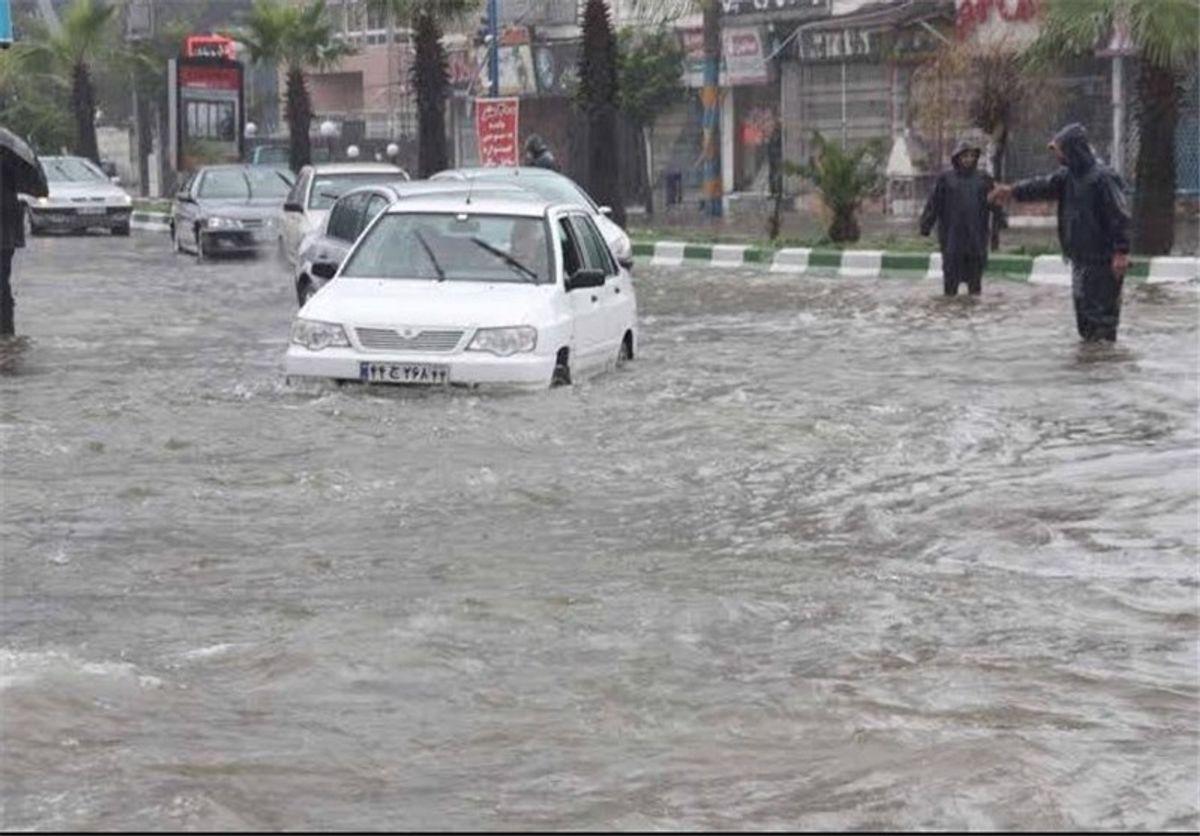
[285,194,638,389]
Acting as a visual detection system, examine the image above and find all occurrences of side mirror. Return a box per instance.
[598,206,612,216]
[618,256,634,271]
[176,191,193,203]
[311,261,338,281]
[566,268,606,291]
[283,201,304,213]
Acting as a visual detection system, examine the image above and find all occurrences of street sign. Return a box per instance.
[1,0,13,48]
[474,97,520,167]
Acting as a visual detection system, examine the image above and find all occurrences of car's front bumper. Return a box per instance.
[28,207,131,230]
[200,228,276,255]
[285,345,555,389]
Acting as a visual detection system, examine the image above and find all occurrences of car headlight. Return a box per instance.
[206,216,244,230]
[36,197,50,207]
[467,326,537,356]
[290,319,350,351]
[612,232,633,262]
[113,194,132,207]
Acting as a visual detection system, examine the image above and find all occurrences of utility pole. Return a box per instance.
[701,0,722,218]
[488,0,499,97]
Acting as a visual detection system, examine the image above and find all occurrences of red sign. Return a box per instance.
[179,65,241,91]
[185,34,236,61]
[475,97,520,166]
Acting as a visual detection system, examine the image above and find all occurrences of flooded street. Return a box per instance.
[2,234,1197,830]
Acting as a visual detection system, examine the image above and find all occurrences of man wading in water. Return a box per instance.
[920,138,1002,297]
[991,123,1131,342]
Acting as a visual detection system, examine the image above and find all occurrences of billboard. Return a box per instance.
[1,0,12,48]
[169,56,245,172]
[475,97,520,167]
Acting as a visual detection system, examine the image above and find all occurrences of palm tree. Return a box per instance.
[236,0,351,173]
[1026,0,1200,255]
[16,0,116,163]
[369,1,476,178]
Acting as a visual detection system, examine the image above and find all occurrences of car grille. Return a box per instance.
[355,328,464,353]
[69,197,105,204]
[241,218,264,229]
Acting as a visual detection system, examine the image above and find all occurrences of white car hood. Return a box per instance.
[47,182,128,201]
[301,278,557,329]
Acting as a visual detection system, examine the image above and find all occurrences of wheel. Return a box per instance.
[551,348,571,387]
[297,278,316,307]
[616,332,633,367]
[112,223,130,237]
[25,211,43,238]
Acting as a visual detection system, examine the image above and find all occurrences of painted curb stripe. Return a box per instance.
[711,244,746,267]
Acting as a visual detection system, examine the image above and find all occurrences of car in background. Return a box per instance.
[249,145,331,166]
[280,162,409,266]
[22,155,133,236]
[294,180,529,306]
[431,167,634,269]
[286,193,637,389]
[170,164,295,260]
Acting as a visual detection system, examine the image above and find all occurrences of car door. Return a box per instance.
[281,167,312,264]
[557,214,607,371]
[567,213,626,361]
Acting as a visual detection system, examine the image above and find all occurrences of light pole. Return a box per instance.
[319,119,337,161]
[488,0,499,98]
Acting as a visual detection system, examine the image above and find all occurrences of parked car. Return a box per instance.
[21,155,133,236]
[431,167,634,268]
[294,180,529,307]
[280,162,409,267]
[170,164,295,260]
[286,193,638,389]
[249,145,331,166]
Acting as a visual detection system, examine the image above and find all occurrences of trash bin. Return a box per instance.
[665,171,682,207]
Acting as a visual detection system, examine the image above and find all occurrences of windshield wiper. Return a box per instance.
[414,229,446,281]
[469,236,539,283]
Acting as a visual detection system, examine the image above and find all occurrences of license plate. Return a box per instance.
[77,205,106,215]
[359,362,448,385]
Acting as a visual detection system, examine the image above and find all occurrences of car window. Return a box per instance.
[328,193,367,242]
[342,213,551,284]
[568,215,616,276]
[308,173,401,210]
[245,166,293,197]
[198,167,292,199]
[43,157,109,183]
[472,172,598,210]
[362,194,390,232]
[557,217,583,278]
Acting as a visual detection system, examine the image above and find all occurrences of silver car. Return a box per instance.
[170,165,295,260]
[22,156,133,236]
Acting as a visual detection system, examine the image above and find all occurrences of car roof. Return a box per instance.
[439,166,565,179]
[338,180,530,201]
[307,162,405,175]
[380,192,560,218]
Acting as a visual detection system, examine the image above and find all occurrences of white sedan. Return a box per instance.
[285,194,638,389]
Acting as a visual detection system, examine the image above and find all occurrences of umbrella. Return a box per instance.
[0,126,49,198]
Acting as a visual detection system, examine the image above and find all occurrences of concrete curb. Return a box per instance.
[131,211,171,232]
[631,240,1199,284]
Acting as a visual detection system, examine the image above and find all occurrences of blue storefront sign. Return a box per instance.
[1,0,12,47]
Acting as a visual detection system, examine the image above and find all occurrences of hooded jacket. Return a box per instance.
[1012,123,1130,263]
[525,136,559,172]
[919,139,998,262]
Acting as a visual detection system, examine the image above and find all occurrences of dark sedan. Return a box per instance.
[170,165,295,260]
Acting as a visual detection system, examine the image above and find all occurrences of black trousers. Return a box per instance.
[943,253,983,296]
[0,248,13,337]
[1072,261,1123,342]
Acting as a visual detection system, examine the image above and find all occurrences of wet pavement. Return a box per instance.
[1,233,1197,830]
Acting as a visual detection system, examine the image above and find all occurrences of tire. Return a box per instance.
[112,223,130,237]
[551,348,571,387]
[616,332,633,366]
[297,278,316,307]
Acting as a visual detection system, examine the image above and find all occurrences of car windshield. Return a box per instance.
[309,173,399,209]
[44,158,108,183]
[253,147,289,164]
[471,173,597,211]
[198,167,294,199]
[341,213,552,284]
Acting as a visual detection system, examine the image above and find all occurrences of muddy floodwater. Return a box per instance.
[2,236,1197,830]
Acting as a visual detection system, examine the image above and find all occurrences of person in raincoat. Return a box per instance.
[920,139,1001,296]
[524,134,559,171]
[991,123,1131,342]
[0,158,25,337]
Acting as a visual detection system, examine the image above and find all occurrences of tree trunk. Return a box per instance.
[413,13,449,178]
[1132,59,1179,255]
[990,126,1007,251]
[642,124,654,217]
[700,0,722,218]
[72,62,99,164]
[285,67,313,173]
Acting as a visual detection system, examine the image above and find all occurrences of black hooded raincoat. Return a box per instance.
[920,140,1001,295]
